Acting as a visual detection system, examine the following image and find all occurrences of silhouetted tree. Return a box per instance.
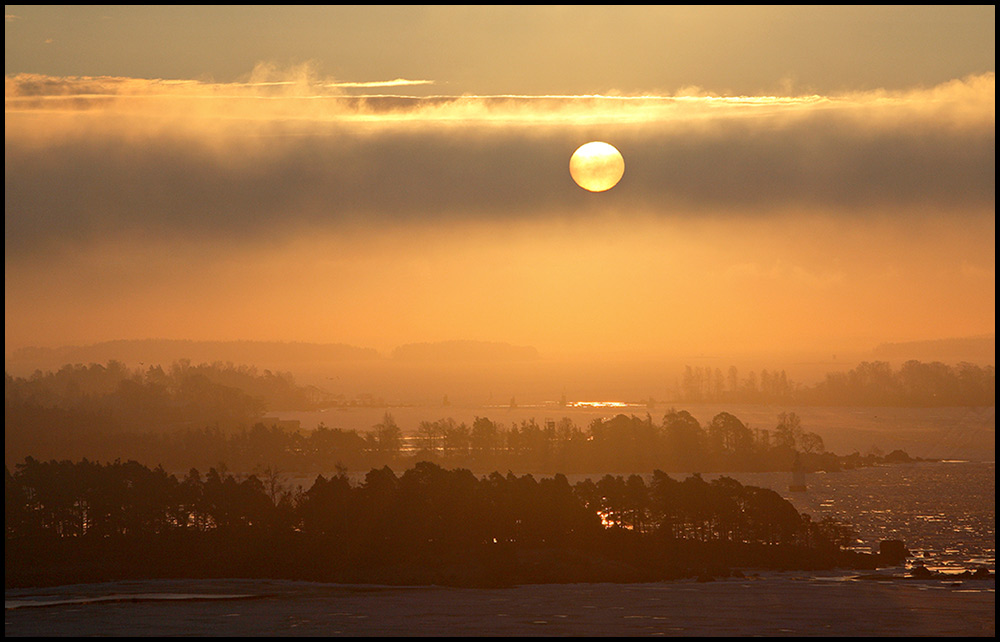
[365,413,402,460]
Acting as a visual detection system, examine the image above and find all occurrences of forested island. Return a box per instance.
[5,360,951,474]
[5,359,986,590]
[7,458,883,589]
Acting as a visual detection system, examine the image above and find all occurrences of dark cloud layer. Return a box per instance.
[5,87,995,258]
[619,115,995,213]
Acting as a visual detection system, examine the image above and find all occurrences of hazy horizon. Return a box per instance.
[5,6,995,380]
[4,335,995,411]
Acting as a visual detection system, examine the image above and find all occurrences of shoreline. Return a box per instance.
[6,573,995,637]
[8,566,996,605]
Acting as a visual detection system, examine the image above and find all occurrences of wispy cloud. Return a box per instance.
[325,78,435,88]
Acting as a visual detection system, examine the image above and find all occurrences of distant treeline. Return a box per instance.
[5,458,871,588]
[4,360,388,467]
[6,395,906,477]
[5,360,325,429]
[403,410,847,475]
[7,360,940,474]
[4,361,315,470]
[678,360,994,406]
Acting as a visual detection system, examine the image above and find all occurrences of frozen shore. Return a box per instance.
[6,573,995,637]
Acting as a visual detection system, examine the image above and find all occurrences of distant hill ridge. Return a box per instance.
[6,338,543,372]
[6,339,380,370]
[872,335,995,364]
[391,340,540,362]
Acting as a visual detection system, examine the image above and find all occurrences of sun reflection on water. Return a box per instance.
[570,401,635,409]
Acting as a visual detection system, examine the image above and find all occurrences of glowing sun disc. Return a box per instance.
[569,141,625,192]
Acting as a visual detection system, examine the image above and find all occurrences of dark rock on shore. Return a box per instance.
[877,539,910,565]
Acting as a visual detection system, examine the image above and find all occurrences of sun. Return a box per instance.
[569,141,625,192]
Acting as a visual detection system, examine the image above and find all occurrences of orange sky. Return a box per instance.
[4,7,995,369]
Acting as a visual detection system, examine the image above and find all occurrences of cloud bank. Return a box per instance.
[5,71,994,359]
[5,72,994,258]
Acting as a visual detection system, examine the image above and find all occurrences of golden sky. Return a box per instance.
[4,6,995,365]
